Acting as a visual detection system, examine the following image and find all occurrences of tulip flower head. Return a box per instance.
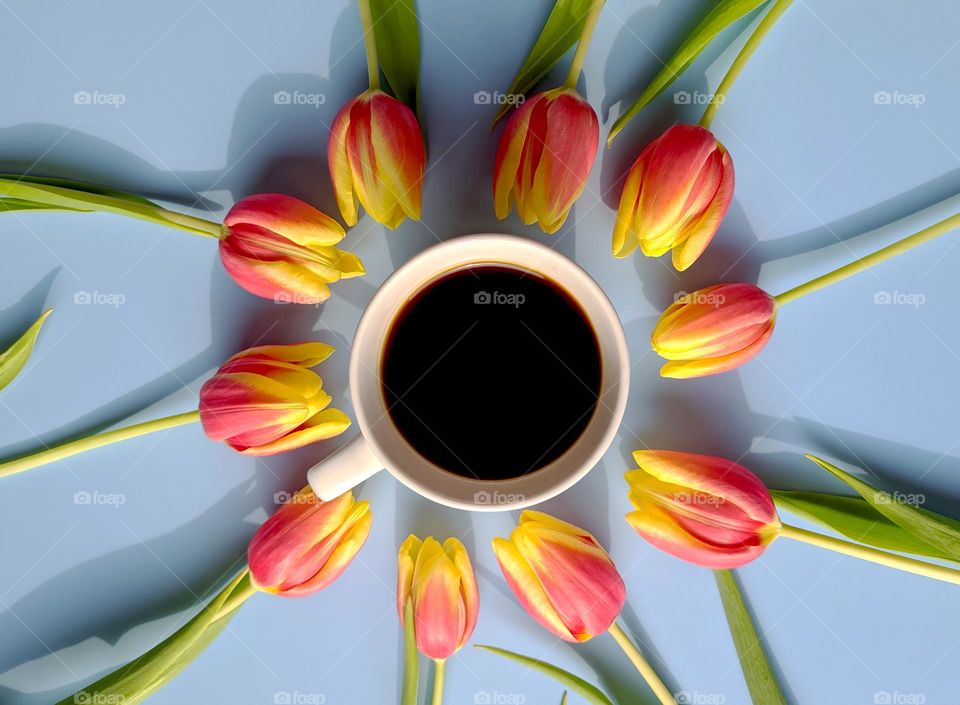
[397,535,479,660]
[493,87,599,234]
[626,450,780,569]
[248,488,372,597]
[492,511,625,642]
[199,342,350,455]
[613,124,734,271]
[328,89,425,229]
[652,283,777,379]
[220,194,364,304]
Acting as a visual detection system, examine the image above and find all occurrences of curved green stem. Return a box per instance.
[607,621,674,705]
[430,659,446,705]
[699,0,794,129]
[774,210,960,305]
[564,0,605,89]
[0,410,201,479]
[211,570,258,622]
[357,0,381,90]
[779,523,960,586]
[0,178,222,238]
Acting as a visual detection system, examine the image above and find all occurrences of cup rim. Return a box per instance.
[349,233,629,511]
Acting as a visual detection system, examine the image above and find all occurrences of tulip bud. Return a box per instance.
[248,488,372,597]
[397,535,479,660]
[199,342,350,455]
[328,89,425,229]
[220,194,364,304]
[493,87,599,234]
[625,450,780,569]
[492,511,625,642]
[652,283,776,379]
[613,124,734,271]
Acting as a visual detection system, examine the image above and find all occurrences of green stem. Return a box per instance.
[0,410,201,479]
[0,178,222,238]
[357,0,381,90]
[564,0,605,89]
[699,0,794,129]
[774,210,960,305]
[401,597,419,705]
[431,659,446,705]
[211,570,258,622]
[607,621,674,705]
[779,523,960,586]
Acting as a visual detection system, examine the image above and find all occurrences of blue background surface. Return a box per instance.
[2,1,960,703]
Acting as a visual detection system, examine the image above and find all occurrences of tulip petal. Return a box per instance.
[412,537,464,659]
[397,534,423,620]
[238,408,351,456]
[612,155,644,258]
[228,342,335,367]
[671,145,734,271]
[658,324,774,378]
[492,537,575,641]
[329,99,359,227]
[369,91,424,223]
[199,371,313,444]
[529,91,598,234]
[493,96,537,220]
[224,193,345,247]
[444,537,479,648]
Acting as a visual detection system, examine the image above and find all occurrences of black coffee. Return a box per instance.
[381,264,601,480]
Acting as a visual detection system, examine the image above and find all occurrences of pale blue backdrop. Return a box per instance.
[2,1,959,704]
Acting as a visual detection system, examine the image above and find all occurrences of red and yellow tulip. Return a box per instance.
[397,535,479,661]
[652,283,777,379]
[220,193,364,304]
[328,89,425,229]
[625,450,780,569]
[613,124,734,271]
[493,88,599,234]
[492,510,625,642]
[198,342,350,455]
[248,488,372,597]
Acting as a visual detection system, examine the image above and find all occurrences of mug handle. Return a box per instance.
[307,435,384,500]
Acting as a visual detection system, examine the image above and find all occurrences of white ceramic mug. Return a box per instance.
[307,234,629,511]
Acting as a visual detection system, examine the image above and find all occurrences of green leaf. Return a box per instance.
[0,174,159,207]
[58,570,253,705]
[493,0,595,125]
[476,645,614,705]
[607,0,770,143]
[773,490,956,562]
[401,596,419,705]
[370,0,420,115]
[0,198,84,213]
[714,570,788,705]
[560,691,568,705]
[806,454,960,563]
[0,309,52,393]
